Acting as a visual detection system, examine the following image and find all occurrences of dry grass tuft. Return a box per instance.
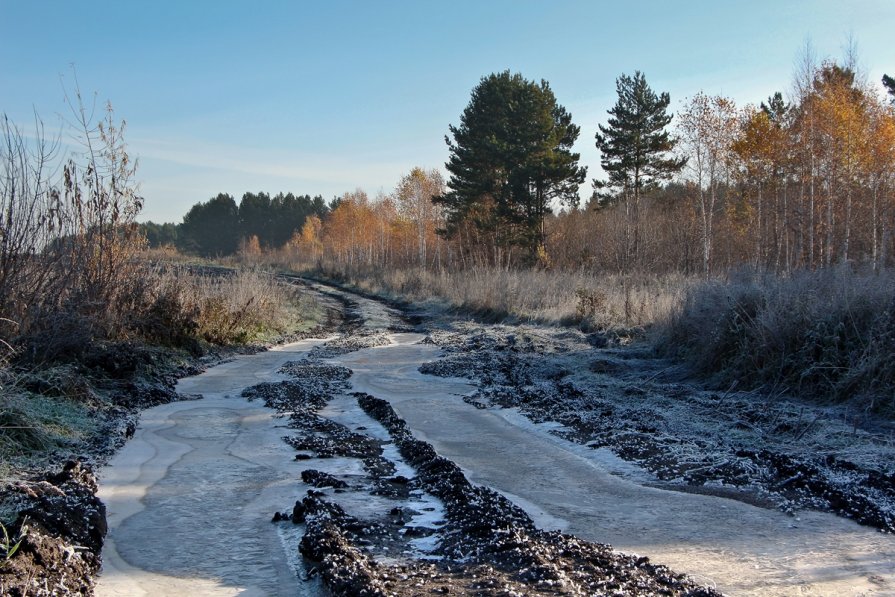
[135,267,306,347]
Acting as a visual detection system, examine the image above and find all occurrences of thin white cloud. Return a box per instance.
[129,132,453,222]
[129,134,414,185]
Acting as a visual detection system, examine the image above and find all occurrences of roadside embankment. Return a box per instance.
[0,270,336,596]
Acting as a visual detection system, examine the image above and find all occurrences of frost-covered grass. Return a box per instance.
[315,266,694,333]
[140,266,316,346]
[0,388,100,470]
[658,266,895,412]
[0,357,98,479]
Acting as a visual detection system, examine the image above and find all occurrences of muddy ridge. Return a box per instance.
[419,324,895,533]
[0,462,106,596]
[260,352,719,595]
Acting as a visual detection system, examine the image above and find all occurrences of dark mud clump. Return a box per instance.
[299,494,394,595]
[0,461,106,597]
[280,359,353,383]
[302,469,349,489]
[308,331,392,359]
[736,449,895,531]
[241,360,353,413]
[243,359,394,475]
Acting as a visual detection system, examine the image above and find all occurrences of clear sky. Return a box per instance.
[2,1,893,222]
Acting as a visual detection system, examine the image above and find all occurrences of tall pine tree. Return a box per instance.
[883,74,895,102]
[761,91,789,123]
[594,71,684,270]
[437,71,586,264]
[179,193,240,256]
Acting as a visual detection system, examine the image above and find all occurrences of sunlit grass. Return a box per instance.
[314,265,695,334]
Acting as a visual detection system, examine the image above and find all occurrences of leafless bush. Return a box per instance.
[1,87,144,361]
[0,116,63,343]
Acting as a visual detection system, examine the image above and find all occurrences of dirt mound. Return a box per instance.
[309,330,392,359]
[1,461,106,596]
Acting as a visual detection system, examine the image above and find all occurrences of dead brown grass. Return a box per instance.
[308,264,694,334]
[134,266,308,347]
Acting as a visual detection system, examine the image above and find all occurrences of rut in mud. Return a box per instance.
[95,279,895,596]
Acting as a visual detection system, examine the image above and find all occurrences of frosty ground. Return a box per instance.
[234,283,723,595]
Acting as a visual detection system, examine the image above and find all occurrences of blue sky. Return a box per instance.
[2,1,893,222]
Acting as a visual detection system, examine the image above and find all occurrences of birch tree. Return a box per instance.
[677,92,738,276]
[866,102,895,269]
[396,167,444,267]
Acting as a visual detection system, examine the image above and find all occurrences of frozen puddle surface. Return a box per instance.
[96,339,329,597]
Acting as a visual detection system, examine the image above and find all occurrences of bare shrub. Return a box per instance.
[0,115,63,343]
[1,89,144,361]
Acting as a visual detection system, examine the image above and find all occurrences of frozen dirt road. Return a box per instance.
[95,283,895,596]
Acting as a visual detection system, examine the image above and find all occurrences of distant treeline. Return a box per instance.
[147,50,895,277]
[140,192,329,256]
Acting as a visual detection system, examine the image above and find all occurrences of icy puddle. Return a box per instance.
[95,339,330,597]
[336,333,895,597]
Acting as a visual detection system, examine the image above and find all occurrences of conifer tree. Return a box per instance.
[883,74,895,102]
[437,71,586,264]
[179,193,240,256]
[594,72,685,269]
